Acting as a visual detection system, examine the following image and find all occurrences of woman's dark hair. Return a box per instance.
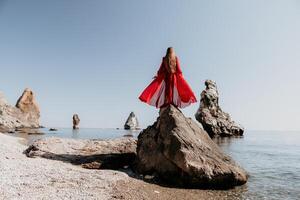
[166,47,174,56]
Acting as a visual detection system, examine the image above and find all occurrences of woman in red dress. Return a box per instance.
[139,47,197,109]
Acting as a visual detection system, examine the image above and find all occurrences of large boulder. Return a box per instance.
[195,80,244,137]
[136,105,248,189]
[124,112,139,130]
[0,89,40,131]
[25,137,137,169]
[16,88,40,127]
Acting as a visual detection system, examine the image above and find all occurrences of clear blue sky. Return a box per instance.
[0,0,299,130]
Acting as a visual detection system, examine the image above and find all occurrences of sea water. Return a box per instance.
[9,129,300,199]
[213,131,300,199]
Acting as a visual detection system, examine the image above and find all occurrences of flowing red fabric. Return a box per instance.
[139,57,197,108]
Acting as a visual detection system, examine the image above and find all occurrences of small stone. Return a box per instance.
[144,175,154,180]
[82,162,102,169]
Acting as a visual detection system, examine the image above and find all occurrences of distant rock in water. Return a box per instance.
[136,105,248,189]
[73,114,80,129]
[195,80,244,138]
[0,89,40,131]
[124,112,139,130]
[49,128,58,131]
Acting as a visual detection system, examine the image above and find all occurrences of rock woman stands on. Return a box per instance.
[139,47,197,109]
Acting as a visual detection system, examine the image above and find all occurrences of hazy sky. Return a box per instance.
[0,0,299,130]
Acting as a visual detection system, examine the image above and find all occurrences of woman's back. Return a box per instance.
[164,56,177,74]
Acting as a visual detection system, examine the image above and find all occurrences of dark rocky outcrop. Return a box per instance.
[124,112,139,130]
[136,105,248,189]
[72,114,80,129]
[24,137,137,170]
[49,128,58,131]
[0,89,40,132]
[195,80,244,138]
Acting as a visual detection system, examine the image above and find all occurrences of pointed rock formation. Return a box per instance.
[0,89,40,132]
[195,80,244,138]
[15,88,40,128]
[72,114,80,129]
[136,105,248,189]
[124,112,139,130]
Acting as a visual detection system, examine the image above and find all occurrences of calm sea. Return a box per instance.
[9,129,300,199]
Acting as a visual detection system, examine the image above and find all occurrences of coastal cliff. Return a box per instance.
[0,89,40,132]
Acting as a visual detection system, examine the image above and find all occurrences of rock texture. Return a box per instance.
[124,112,139,130]
[25,137,137,170]
[0,125,11,133]
[0,133,131,200]
[136,105,248,189]
[15,127,44,135]
[1,133,249,200]
[16,88,40,127]
[195,80,244,138]
[73,114,80,129]
[0,89,40,131]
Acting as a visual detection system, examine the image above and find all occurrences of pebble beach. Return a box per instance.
[0,133,241,200]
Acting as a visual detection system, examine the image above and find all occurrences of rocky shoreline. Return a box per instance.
[0,133,248,200]
[0,81,248,199]
[0,133,128,199]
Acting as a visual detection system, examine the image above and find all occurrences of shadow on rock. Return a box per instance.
[24,137,137,170]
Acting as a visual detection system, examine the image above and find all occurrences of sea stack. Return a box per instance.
[195,80,244,138]
[73,114,80,129]
[136,105,248,188]
[124,112,139,130]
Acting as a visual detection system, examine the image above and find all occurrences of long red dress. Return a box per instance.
[139,56,197,108]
